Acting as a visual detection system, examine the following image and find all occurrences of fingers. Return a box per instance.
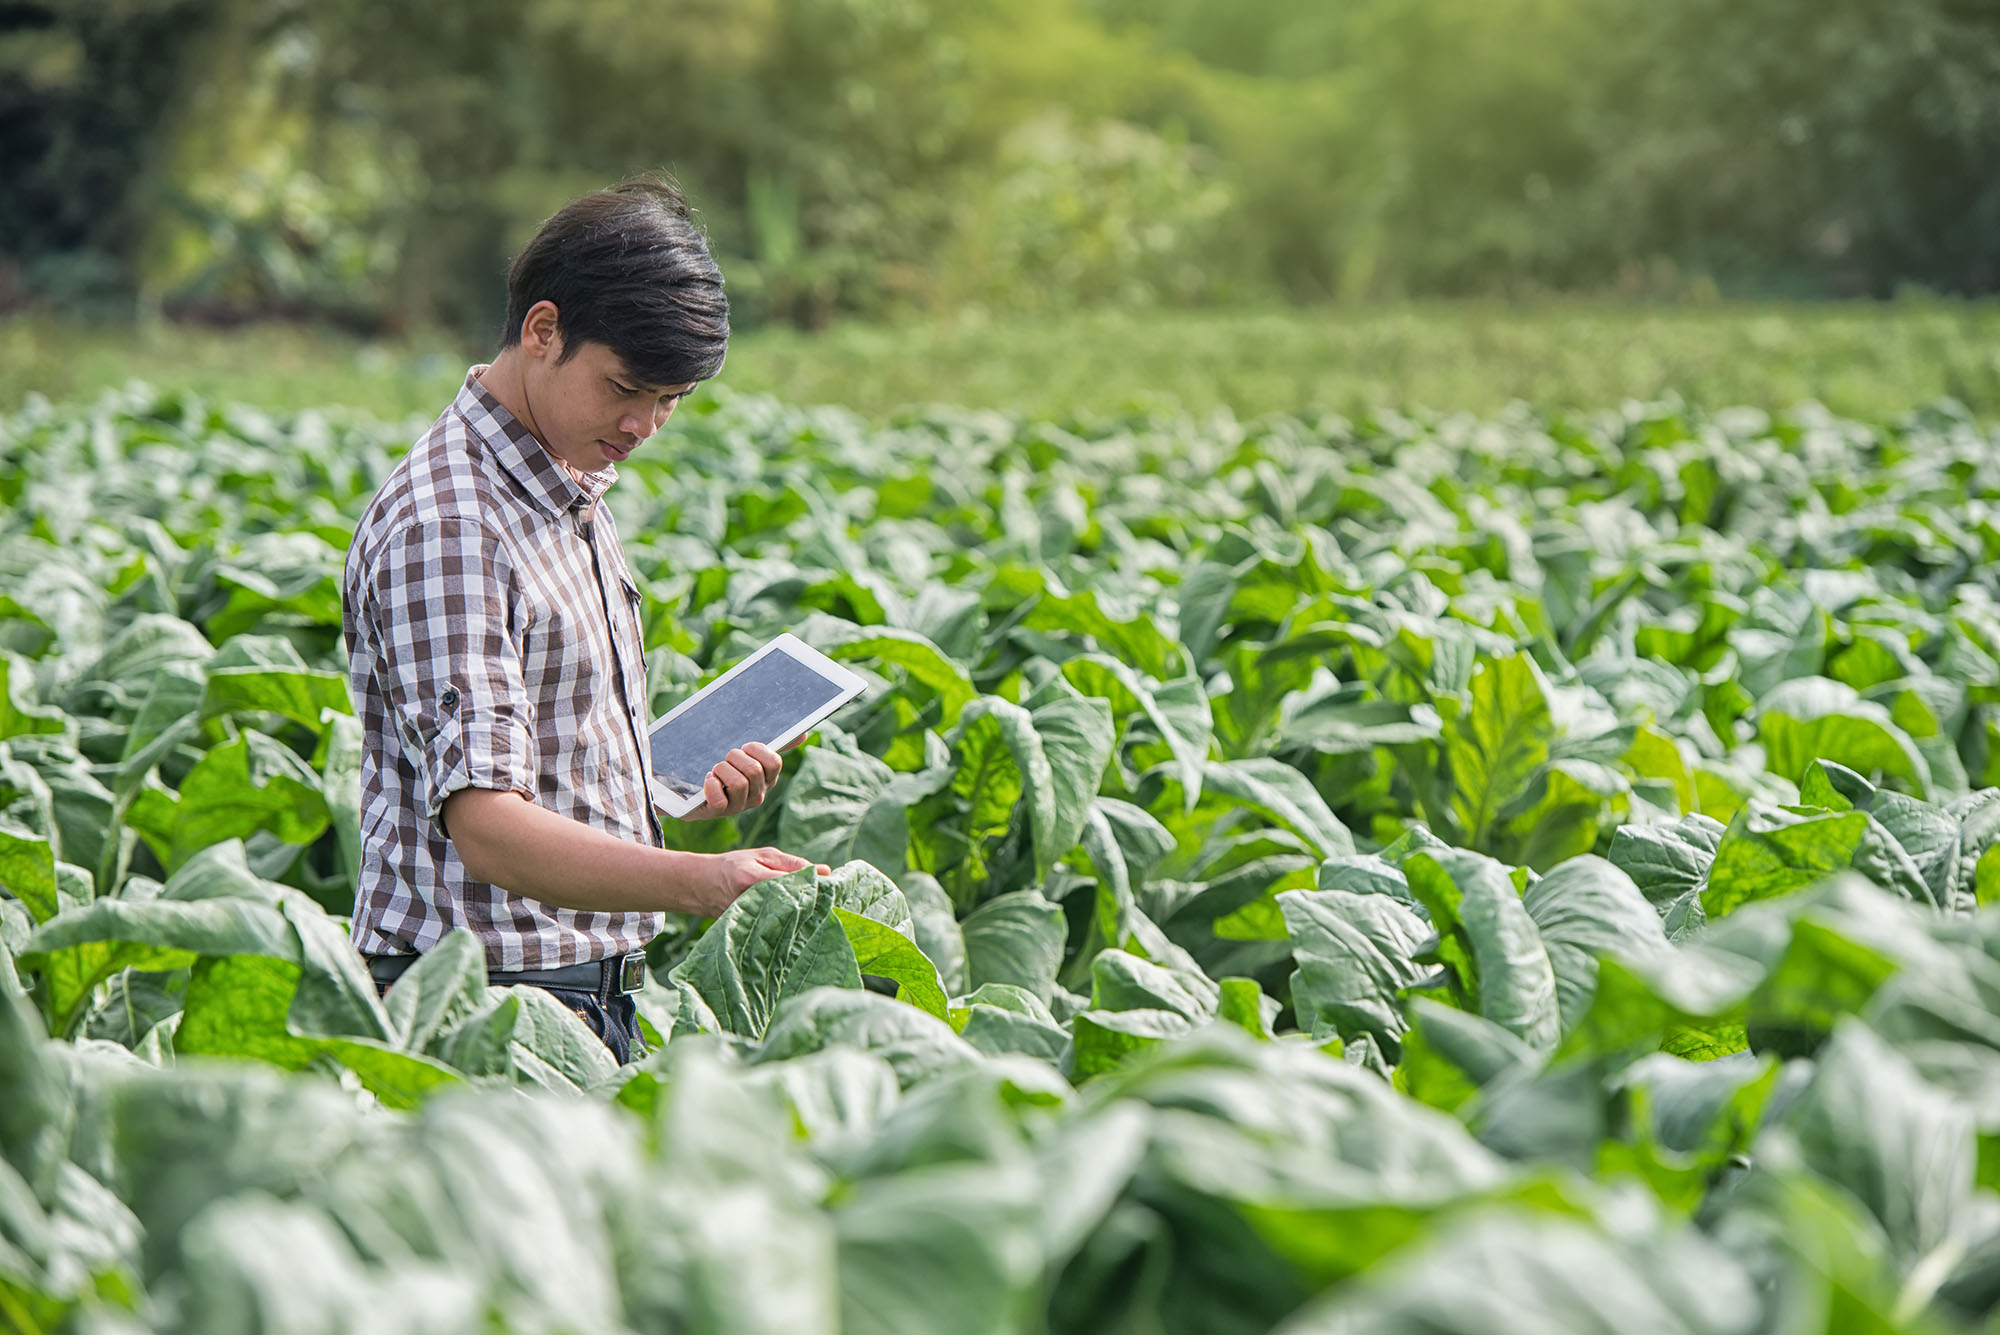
[743,741,784,780]
[756,848,812,873]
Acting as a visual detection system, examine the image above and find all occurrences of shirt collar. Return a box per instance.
[453,366,617,517]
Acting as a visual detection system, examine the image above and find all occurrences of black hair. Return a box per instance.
[502,173,728,387]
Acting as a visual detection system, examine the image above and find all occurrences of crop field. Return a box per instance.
[7,382,2000,1332]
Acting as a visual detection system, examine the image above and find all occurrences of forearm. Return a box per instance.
[442,788,719,915]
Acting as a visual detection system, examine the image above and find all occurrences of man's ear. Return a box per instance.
[519,300,563,358]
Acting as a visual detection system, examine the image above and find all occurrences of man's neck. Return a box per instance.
[477,353,590,486]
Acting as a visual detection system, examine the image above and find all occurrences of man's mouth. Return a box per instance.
[600,440,633,461]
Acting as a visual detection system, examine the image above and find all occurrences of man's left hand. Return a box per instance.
[683,741,785,821]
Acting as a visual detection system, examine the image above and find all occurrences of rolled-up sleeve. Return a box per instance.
[364,517,538,835]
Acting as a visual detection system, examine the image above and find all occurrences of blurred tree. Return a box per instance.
[5,0,1997,330]
[0,0,250,309]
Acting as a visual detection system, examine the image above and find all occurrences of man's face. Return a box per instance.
[521,323,697,476]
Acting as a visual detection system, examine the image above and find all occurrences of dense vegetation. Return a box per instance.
[6,382,2000,1331]
[8,301,2000,425]
[7,0,1999,329]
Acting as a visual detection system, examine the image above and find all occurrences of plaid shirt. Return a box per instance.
[343,367,665,969]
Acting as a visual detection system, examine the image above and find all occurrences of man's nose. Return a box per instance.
[622,404,672,441]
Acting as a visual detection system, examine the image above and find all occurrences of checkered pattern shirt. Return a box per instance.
[343,367,665,969]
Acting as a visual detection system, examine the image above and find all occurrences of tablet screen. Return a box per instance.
[649,646,852,801]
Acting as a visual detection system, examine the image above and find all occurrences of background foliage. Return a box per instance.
[5,0,1998,336]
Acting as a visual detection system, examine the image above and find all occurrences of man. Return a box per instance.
[341,176,822,1063]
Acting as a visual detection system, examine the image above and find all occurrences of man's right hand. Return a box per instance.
[693,847,834,918]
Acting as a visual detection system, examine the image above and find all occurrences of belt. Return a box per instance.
[366,949,647,996]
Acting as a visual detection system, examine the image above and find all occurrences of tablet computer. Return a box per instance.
[647,632,867,819]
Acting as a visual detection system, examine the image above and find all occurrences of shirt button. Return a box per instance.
[440,685,459,710]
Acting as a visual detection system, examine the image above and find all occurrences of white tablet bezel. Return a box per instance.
[646,632,868,819]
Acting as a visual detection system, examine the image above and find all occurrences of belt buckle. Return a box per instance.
[618,950,646,995]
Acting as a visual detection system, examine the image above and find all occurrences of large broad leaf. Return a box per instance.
[1798,761,1962,911]
[428,985,621,1092]
[1201,758,1354,860]
[1060,654,1212,807]
[834,1160,1043,1335]
[949,983,1070,1064]
[0,653,65,743]
[19,843,295,1035]
[833,907,949,1021]
[125,730,331,871]
[779,734,953,874]
[1269,1208,1759,1335]
[1393,997,1540,1115]
[176,953,463,1107]
[1017,579,1182,681]
[200,531,344,640]
[669,866,866,1039]
[1067,1007,1196,1083]
[199,664,351,731]
[67,613,212,715]
[897,872,967,998]
[1772,1019,1976,1269]
[1521,855,1670,1035]
[1087,948,1220,1023]
[1279,888,1433,1056]
[752,986,978,1090]
[0,819,57,924]
[944,698,1048,881]
[380,928,489,1052]
[1609,815,1725,909]
[959,891,1066,1004]
[1442,653,1556,849]
[1405,850,1560,1052]
[1022,682,1117,879]
[1756,677,1929,795]
[1702,802,1928,918]
[800,617,978,725]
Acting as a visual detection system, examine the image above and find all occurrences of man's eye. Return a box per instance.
[612,383,637,396]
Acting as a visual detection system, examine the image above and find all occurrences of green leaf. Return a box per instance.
[754,986,977,1090]
[833,907,950,1021]
[0,822,57,925]
[380,929,489,1051]
[960,891,1066,1004]
[1607,815,1724,909]
[1444,654,1556,849]
[1088,948,1219,1022]
[1779,1019,1976,1267]
[1702,803,1928,918]
[0,655,65,743]
[1393,997,1539,1114]
[834,1162,1042,1335]
[1060,654,1212,806]
[125,731,331,872]
[1023,685,1117,879]
[898,872,967,998]
[823,626,978,725]
[1067,1008,1195,1083]
[1279,888,1433,1055]
[1756,677,1930,795]
[175,954,461,1107]
[199,665,351,730]
[669,867,864,1039]
[779,735,952,875]
[1406,850,1560,1052]
[952,983,1070,1064]
[1201,758,1354,860]
[1520,855,1670,1035]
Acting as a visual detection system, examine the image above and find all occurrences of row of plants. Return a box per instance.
[3,385,1999,1331]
